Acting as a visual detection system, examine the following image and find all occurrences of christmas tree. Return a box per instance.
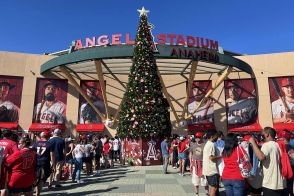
[117,7,171,139]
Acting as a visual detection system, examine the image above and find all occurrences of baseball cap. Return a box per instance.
[44,80,59,88]
[195,132,203,138]
[0,80,15,90]
[226,81,238,88]
[85,81,98,89]
[53,129,61,135]
[41,131,51,137]
[179,136,184,141]
[242,135,251,142]
[277,130,291,141]
[281,78,294,87]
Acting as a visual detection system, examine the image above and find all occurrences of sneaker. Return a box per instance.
[173,166,177,169]
[55,184,62,188]
[77,180,85,184]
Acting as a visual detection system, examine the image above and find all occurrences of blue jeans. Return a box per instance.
[72,158,83,181]
[223,180,246,196]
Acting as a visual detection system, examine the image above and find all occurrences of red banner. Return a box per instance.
[29,123,65,131]
[224,79,259,132]
[76,124,105,132]
[187,81,214,131]
[269,76,294,131]
[0,122,18,129]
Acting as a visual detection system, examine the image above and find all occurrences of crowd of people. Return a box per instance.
[161,128,294,196]
[0,129,121,196]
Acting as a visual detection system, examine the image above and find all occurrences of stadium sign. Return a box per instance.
[74,33,219,51]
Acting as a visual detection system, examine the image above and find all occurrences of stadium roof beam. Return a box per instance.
[60,66,106,122]
[95,60,110,119]
[185,66,233,120]
[181,61,198,118]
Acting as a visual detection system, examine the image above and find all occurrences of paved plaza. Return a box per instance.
[42,164,226,196]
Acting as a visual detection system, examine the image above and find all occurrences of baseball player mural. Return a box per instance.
[224,79,258,125]
[79,81,105,124]
[269,76,294,123]
[0,76,23,122]
[33,79,67,124]
[188,81,214,124]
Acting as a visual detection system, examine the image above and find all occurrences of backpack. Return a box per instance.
[276,140,293,179]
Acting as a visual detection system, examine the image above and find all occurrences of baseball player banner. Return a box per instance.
[224,79,259,132]
[0,76,23,123]
[78,80,105,124]
[187,80,215,131]
[269,76,294,130]
[32,78,68,125]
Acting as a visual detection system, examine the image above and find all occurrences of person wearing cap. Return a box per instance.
[48,129,65,188]
[32,131,52,196]
[277,129,294,196]
[33,80,66,124]
[5,137,36,196]
[0,129,19,189]
[248,127,286,196]
[0,80,19,122]
[188,82,214,124]
[189,132,208,196]
[202,129,222,196]
[178,136,189,176]
[80,81,105,124]
[272,77,294,123]
[225,81,257,125]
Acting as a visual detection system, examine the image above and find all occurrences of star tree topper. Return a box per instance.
[137,7,150,16]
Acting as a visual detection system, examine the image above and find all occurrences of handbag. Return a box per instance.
[237,146,252,178]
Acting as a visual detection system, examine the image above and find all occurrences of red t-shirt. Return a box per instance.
[222,147,245,180]
[178,140,188,153]
[5,148,36,188]
[103,142,111,155]
[0,139,18,158]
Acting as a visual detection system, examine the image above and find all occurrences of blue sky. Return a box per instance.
[0,0,293,55]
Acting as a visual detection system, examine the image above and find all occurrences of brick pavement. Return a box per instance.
[42,164,226,196]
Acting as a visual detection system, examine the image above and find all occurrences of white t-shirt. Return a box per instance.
[261,141,286,190]
[272,99,294,118]
[112,139,120,151]
[203,140,218,176]
[73,144,85,159]
[84,144,92,157]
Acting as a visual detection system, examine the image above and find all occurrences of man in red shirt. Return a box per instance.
[0,129,19,189]
[5,136,36,196]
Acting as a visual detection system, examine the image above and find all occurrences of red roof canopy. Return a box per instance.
[29,123,65,132]
[273,123,294,131]
[76,124,105,132]
[188,123,216,132]
[228,122,263,132]
[0,122,18,129]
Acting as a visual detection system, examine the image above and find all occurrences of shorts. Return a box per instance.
[83,157,92,163]
[178,153,187,160]
[262,187,285,196]
[66,158,74,165]
[206,174,219,187]
[192,167,207,187]
[8,186,32,194]
[37,163,52,182]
